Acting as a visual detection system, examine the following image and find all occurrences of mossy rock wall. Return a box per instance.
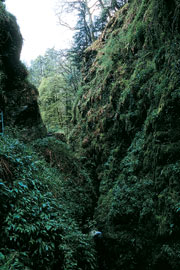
[0,2,46,138]
[71,0,180,269]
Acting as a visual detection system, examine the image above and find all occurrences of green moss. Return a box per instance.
[70,0,180,269]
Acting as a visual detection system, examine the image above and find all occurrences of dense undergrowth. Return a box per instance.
[32,137,96,224]
[0,134,97,270]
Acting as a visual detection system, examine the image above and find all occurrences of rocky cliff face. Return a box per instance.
[71,0,180,269]
[0,2,46,138]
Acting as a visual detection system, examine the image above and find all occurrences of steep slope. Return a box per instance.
[0,2,46,138]
[71,0,180,269]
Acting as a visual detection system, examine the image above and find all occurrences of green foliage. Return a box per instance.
[28,48,63,88]
[0,135,97,269]
[38,75,67,132]
[2,0,180,269]
[69,0,180,269]
[32,137,95,223]
[28,48,80,134]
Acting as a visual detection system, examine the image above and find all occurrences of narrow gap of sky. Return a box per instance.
[5,0,73,65]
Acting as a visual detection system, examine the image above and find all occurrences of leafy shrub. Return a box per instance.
[0,135,96,269]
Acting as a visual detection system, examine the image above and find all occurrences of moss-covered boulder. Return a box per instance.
[0,2,46,139]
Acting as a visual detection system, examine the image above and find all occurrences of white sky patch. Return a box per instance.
[5,0,73,64]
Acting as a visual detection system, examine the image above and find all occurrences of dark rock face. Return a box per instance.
[0,2,46,138]
[71,0,180,269]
